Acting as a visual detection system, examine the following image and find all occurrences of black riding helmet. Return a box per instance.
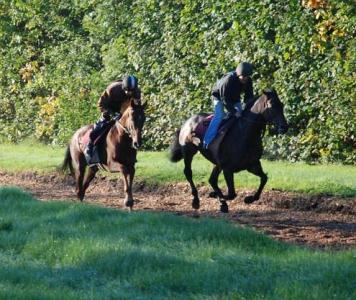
[122,75,138,91]
[236,62,253,77]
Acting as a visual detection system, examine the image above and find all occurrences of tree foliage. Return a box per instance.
[0,0,354,163]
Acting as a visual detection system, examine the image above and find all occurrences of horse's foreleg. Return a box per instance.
[208,165,223,198]
[182,146,199,210]
[223,168,236,200]
[122,166,135,210]
[215,168,235,213]
[245,161,268,204]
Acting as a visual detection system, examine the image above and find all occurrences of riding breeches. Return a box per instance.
[203,99,242,147]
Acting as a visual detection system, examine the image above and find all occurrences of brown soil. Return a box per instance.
[1,171,355,251]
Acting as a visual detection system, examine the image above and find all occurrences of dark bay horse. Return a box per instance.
[62,100,145,210]
[170,89,288,213]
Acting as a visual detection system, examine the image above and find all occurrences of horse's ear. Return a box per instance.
[272,88,277,95]
[263,88,272,95]
[132,99,143,107]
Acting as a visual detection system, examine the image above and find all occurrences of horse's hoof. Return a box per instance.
[244,196,257,204]
[224,193,237,200]
[192,201,200,210]
[209,191,218,198]
[124,199,134,208]
[220,203,229,213]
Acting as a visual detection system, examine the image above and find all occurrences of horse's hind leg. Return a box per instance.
[182,145,200,209]
[245,161,268,204]
[82,166,99,194]
[73,157,87,201]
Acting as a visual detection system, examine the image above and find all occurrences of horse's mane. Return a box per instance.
[243,89,275,112]
[244,96,259,112]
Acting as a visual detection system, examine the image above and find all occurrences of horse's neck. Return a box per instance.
[237,111,265,141]
[241,96,266,136]
[107,117,127,142]
[115,115,129,134]
[249,96,266,114]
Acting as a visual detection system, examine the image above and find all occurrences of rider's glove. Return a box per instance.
[234,102,242,118]
[234,110,241,118]
[113,112,122,121]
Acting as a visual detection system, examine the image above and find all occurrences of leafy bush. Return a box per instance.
[0,0,354,163]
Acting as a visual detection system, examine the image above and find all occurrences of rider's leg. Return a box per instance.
[203,99,225,148]
[85,114,110,163]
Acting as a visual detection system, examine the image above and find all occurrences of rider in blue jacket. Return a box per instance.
[203,62,254,149]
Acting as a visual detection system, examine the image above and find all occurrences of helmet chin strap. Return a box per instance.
[124,90,132,97]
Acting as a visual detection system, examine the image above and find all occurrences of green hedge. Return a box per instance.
[0,0,355,164]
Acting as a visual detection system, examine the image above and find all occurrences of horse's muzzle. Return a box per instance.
[278,124,289,134]
[132,141,141,149]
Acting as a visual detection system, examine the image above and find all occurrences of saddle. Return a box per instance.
[80,123,113,146]
[80,121,115,164]
[194,115,237,164]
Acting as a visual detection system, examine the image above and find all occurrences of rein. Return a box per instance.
[116,120,132,137]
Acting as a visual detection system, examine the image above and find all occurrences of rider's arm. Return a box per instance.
[243,78,254,103]
[98,90,115,118]
[219,76,239,114]
[98,90,109,112]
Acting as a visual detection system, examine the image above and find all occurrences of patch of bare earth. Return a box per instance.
[0,171,355,250]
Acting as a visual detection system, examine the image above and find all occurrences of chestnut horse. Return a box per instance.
[170,89,288,213]
[62,100,145,210]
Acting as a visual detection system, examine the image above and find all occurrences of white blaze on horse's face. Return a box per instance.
[127,104,145,150]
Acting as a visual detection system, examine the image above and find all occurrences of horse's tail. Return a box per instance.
[169,129,183,162]
[61,145,73,175]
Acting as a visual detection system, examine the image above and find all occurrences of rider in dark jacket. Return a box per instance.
[84,75,141,164]
[203,62,254,148]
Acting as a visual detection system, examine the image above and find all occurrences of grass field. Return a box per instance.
[0,187,355,300]
[0,142,355,197]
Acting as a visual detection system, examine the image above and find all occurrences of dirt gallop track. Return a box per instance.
[1,171,355,250]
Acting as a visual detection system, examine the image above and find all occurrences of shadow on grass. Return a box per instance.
[0,187,355,299]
